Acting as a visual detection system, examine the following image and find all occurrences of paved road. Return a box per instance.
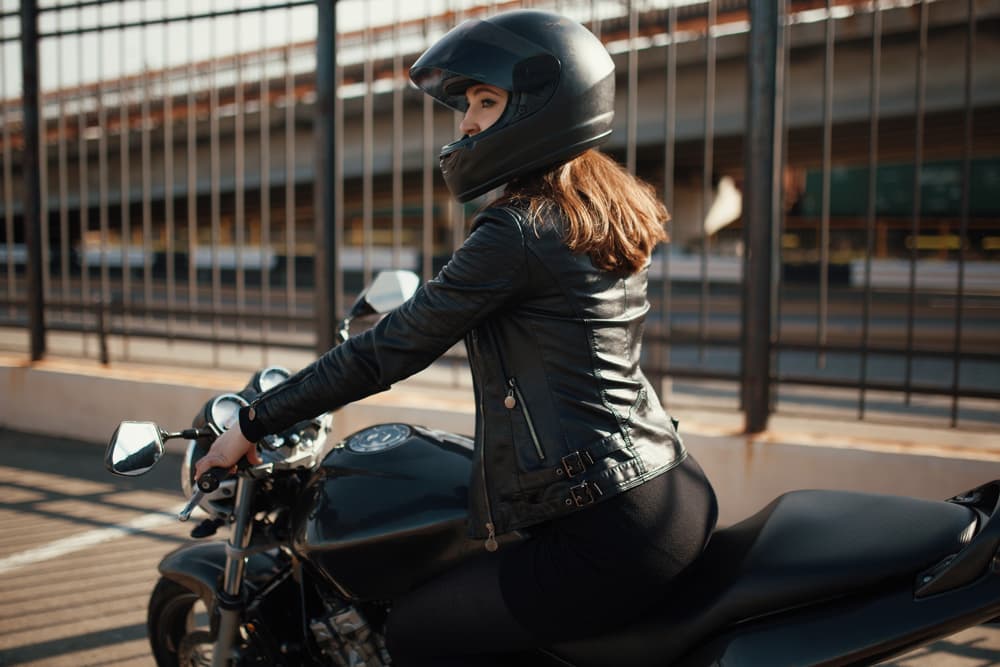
[0,428,998,666]
[0,429,191,667]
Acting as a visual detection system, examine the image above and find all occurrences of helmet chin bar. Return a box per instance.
[440,94,615,203]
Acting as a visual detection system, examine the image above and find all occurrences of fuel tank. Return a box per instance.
[291,423,486,600]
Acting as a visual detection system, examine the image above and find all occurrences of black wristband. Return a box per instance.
[238,405,269,443]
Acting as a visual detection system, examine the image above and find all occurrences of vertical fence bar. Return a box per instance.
[743,0,779,433]
[817,0,834,368]
[699,0,716,362]
[143,5,157,327]
[259,11,272,358]
[186,3,198,331]
[210,13,222,363]
[77,22,89,352]
[38,42,49,318]
[164,13,176,340]
[768,0,790,413]
[334,3,345,328]
[1,39,14,318]
[284,14,297,325]
[392,0,403,270]
[769,0,788,414]
[21,0,45,360]
[657,1,677,392]
[950,0,975,426]
[362,8,374,287]
[859,1,882,420]
[315,0,340,353]
[421,7,434,283]
[626,0,637,175]
[98,17,111,325]
[57,16,70,321]
[235,15,247,346]
[904,0,928,404]
[119,7,132,355]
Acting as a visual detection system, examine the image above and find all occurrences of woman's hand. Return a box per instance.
[193,426,262,480]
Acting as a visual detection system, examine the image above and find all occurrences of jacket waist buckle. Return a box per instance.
[561,450,595,478]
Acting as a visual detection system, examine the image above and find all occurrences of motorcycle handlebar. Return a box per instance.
[195,455,256,493]
[197,467,230,493]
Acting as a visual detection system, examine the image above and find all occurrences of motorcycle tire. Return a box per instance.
[148,576,213,667]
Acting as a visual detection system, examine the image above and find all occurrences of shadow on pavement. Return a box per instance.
[0,427,183,496]
[0,623,149,665]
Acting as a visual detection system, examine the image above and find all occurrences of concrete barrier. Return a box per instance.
[3,352,999,526]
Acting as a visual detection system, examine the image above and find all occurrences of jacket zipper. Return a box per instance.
[505,377,545,461]
[471,329,499,553]
[481,391,498,552]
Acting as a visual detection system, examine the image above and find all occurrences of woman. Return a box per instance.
[196,9,717,665]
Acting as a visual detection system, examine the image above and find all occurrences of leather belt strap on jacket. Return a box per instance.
[517,432,631,490]
[568,479,604,507]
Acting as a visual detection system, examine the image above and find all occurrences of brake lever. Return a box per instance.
[178,489,205,522]
[181,458,274,523]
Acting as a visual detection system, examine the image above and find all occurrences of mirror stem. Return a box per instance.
[336,317,351,345]
[163,427,214,441]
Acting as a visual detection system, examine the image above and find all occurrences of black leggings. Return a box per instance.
[384,455,718,666]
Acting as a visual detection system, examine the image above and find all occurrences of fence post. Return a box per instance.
[20,0,45,361]
[742,0,781,433]
[314,0,341,354]
[94,294,109,366]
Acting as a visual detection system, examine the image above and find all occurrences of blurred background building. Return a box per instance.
[1,0,998,431]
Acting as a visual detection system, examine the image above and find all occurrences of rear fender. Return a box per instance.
[158,541,288,608]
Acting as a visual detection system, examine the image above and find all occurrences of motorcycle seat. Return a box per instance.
[549,489,979,666]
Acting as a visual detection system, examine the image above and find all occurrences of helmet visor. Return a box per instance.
[409,18,558,112]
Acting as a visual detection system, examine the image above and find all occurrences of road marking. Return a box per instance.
[0,504,186,575]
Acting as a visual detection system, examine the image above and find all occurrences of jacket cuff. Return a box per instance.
[239,405,269,443]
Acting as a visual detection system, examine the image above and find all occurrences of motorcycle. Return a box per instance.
[106,269,1000,667]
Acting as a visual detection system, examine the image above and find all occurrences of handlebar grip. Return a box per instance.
[197,467,230,493]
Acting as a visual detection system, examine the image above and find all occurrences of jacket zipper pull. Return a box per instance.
[485,522,498,552]
[504,379,516,409]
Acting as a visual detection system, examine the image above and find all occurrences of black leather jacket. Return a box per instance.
[239,204,686,544]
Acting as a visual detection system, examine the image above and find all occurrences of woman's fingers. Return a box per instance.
[193,427,254,478]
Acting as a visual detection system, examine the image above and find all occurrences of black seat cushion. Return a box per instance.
[549,490,977,666]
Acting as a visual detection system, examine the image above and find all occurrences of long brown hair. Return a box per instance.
[495,149,669,274]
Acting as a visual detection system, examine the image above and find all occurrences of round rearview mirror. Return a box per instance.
[339,270,421,344]
[105,421,165,476]
[363,270,420,314]
[348,270,420,320]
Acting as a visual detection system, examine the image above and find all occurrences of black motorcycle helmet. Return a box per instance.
[409,10,615,203]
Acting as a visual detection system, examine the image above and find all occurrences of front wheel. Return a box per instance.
[148,577,215,667]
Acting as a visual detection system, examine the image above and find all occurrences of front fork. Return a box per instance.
[212,474,258,667]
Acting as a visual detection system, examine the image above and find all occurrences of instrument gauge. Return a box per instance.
[255,366,291,393]
[208,393,249,433]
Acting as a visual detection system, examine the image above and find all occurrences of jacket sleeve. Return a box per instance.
[240,212,527,441]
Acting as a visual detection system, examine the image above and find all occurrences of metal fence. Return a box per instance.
[1,0,998,432]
